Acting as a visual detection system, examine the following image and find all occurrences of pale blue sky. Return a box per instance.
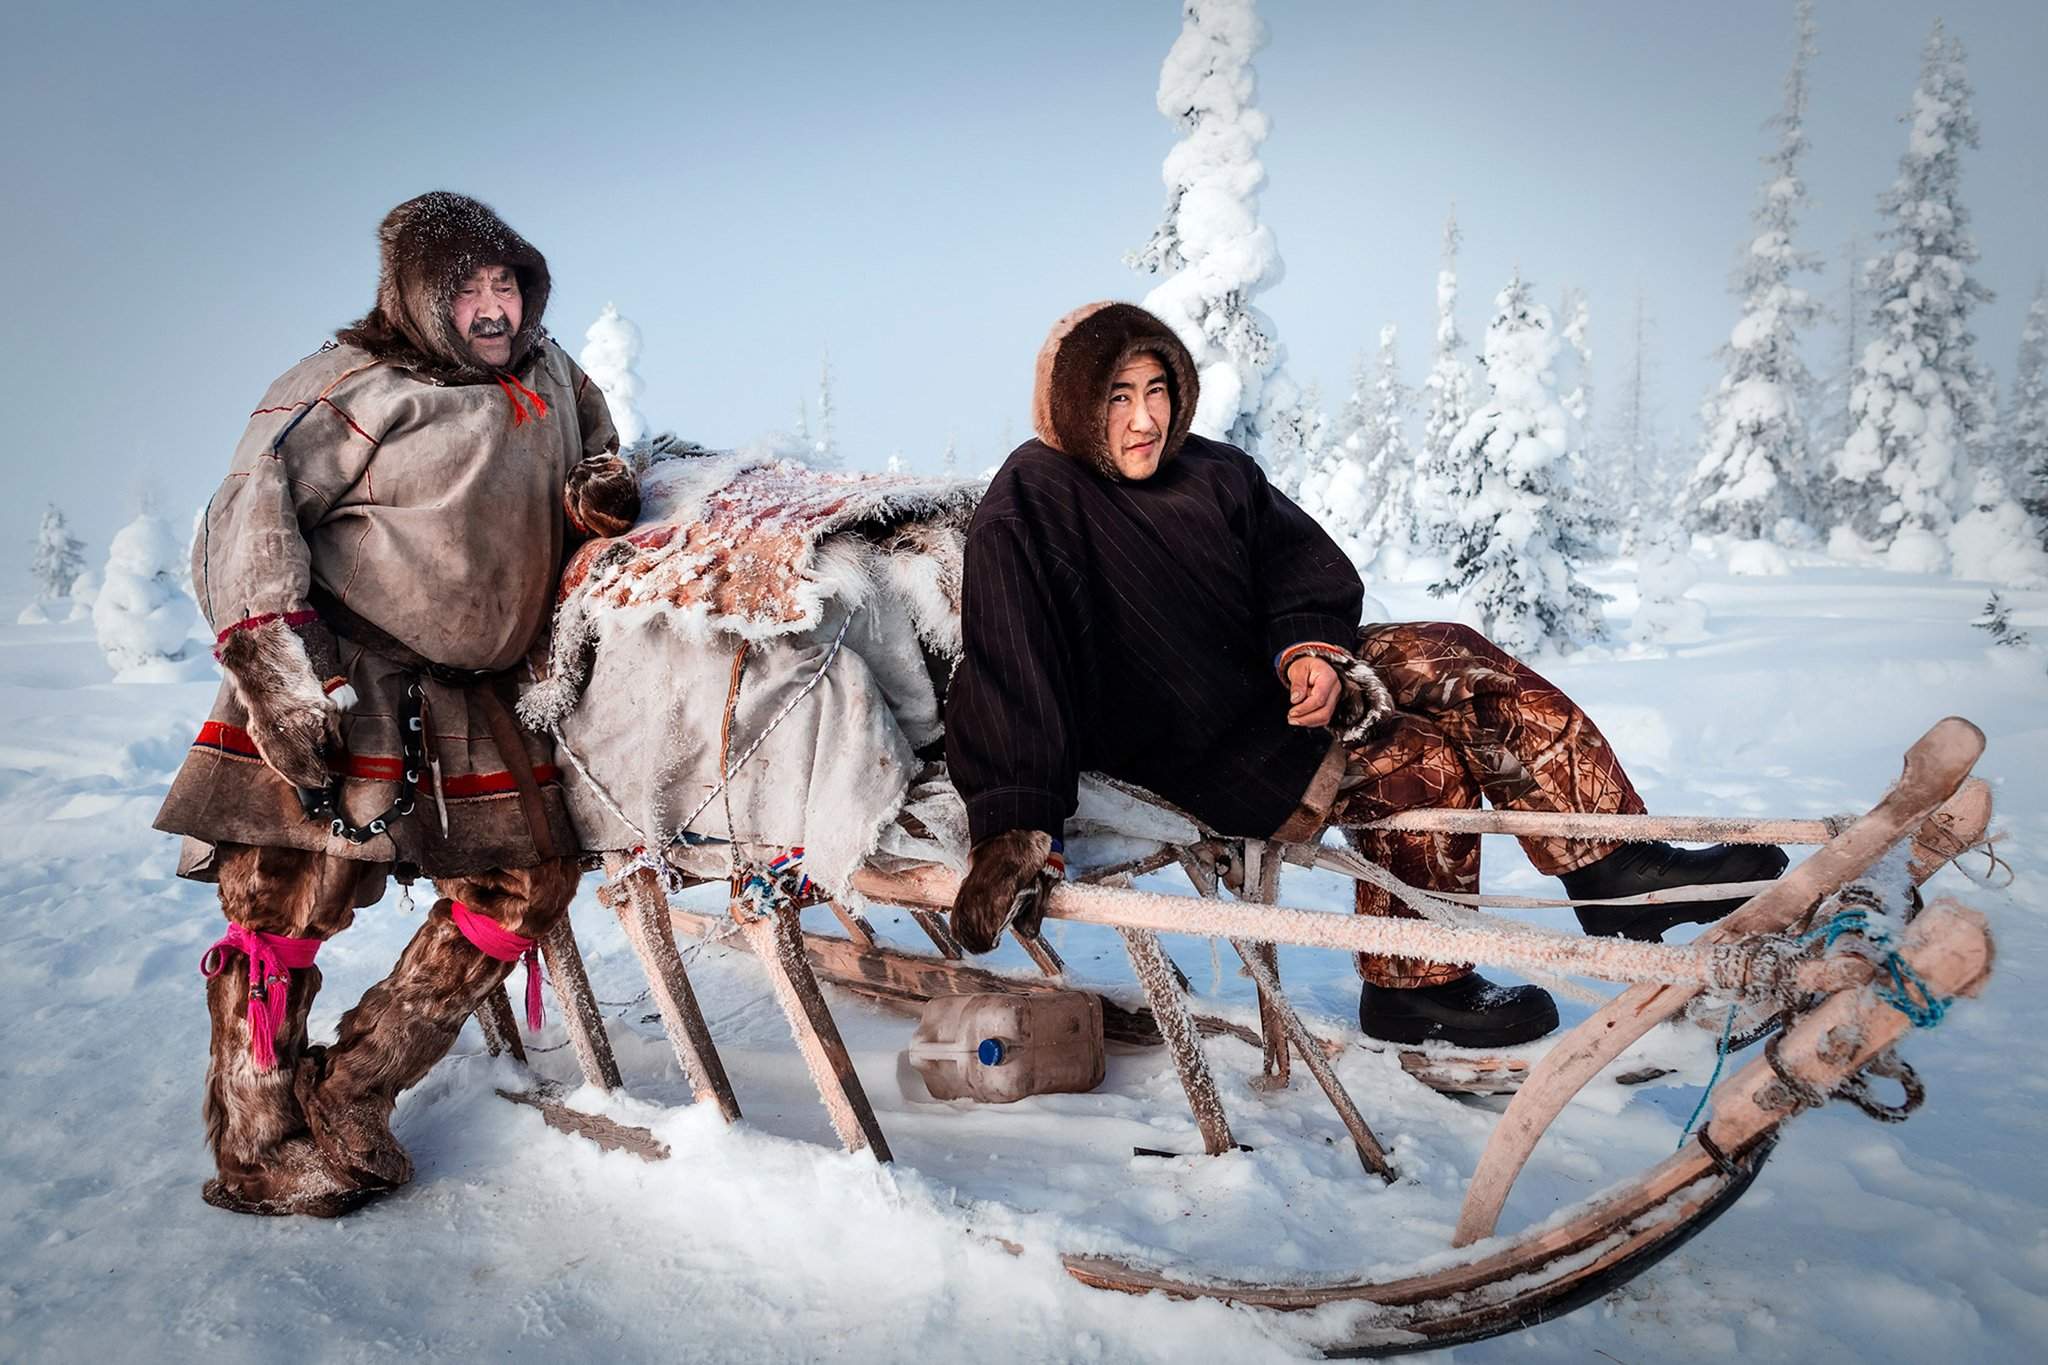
[3,0,2043,556]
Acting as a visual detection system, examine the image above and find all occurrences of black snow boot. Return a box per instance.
[1562,842,1791,942]
[1359,973,1559,1049]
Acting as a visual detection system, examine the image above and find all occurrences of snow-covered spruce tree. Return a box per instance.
[30,505,86,601]
[1269,384,1337,533]
[579,303,648,449]
[1354,324,1416,552]
[1810,235,1867,529]
[942,432,959,477]
[1605,290,1665,551]
[1416,209,1479,553]
[1128,0,1291,461]
[811,353,841,470]
[93,511,194,675]
[1553,287,1616,555]
[1630,521,1709,646]
[1684,0,1822,543]
[2006,276,2048,530]
[1832,21,1997,567]
[1949,468,2048,585]
[1429,273,1607,653]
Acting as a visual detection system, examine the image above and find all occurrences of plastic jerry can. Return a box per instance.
[906,991,1105,1104]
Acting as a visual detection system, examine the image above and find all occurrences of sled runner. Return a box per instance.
[504,453,2002,1355]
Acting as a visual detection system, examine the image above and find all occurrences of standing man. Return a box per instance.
[157,192,641,1216]
[945,301,1785,1049]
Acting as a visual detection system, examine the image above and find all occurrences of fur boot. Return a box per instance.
[297,859,579,1189]
[201,845,371,1216]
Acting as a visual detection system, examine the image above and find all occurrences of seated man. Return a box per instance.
[944,301,1785,1049]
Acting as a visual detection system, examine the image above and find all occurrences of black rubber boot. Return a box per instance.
[1359,972,1560,1048]
[1561,842,1791,942]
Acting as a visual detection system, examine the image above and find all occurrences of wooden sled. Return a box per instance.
[512,717,1998,1356]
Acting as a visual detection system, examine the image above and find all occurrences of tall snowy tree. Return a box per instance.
[1354,324,1416,552]
[1128,0,1291,460]
[2004,276,2048,530]
[579,303,648,448]
[1809,234,1867,528]
[1684,0,1822,543]
[30,506,85,601]
[941,432,959,477]
[1553,286,1615,554]
[1265,383,1329,517]
[1427,273,1607,653]
[1416,209,1479,554]
[812,352,840,469]
[1832,20,1997,566]
[93,512,193,675]
[1605,290,1665,549]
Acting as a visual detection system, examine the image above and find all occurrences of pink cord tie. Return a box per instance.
[199,924,323,1070]
[449,900,545,1032]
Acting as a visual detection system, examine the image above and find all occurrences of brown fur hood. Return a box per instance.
[1031,301,1200,481]
[335,191,552,385]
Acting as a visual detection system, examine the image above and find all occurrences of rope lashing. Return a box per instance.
[737,847,814,921]
[1801,907,1951,1029]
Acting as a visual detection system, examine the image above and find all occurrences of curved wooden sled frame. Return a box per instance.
[521,718,1994,1358]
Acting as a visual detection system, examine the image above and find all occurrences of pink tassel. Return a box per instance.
[523,946,545,1032]
[448,900,546,1033]
[199,923,322,1071]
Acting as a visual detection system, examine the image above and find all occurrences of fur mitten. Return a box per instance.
[951,829,1056,954]
[564,455,641,539]
[1330,657,1396,742]
[217,616,350,789]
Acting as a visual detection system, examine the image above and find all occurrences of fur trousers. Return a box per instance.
[203,842,579,1210]
[1330,622,1645,989]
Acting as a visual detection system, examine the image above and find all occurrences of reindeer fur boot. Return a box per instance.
[296,860,577,1191]
[200,939,372,1217]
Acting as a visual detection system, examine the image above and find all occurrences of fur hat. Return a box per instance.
[1031,302,1200,480]
[335,191,552,384]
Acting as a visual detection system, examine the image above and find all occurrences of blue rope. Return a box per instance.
[1677,1003,1740,1150]
[1676,906,1950,1150]
[1801,908,1951,1029]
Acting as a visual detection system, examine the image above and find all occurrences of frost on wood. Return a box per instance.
[579,303,648,448]
[92,512,193,675]
[1128,0,1289,461]
[1426,273,1607,654]
[1417,209,1479,556]
[1684,0,1822,543]
[1830,20,1997,561]
[28,505,85,603]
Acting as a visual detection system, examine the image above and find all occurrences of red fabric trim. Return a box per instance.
[319,397,377,446]
[250,402,309,417]
[1275,640,1351,679]
[320,676,349,695]
[192,722,558,795]
[213,609,320,645]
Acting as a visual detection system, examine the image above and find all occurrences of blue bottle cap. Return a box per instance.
[976,1038,1006,1066]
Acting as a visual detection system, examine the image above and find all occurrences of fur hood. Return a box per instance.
[335,192,552,385]
[1031,301,1200,481]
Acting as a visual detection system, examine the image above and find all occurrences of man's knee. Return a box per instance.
[215,843,369,939]
[1341,715,1482,815]
[433,856,581,940]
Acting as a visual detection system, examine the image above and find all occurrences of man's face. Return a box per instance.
[1106,354,1171,480]
[451,264,522,368]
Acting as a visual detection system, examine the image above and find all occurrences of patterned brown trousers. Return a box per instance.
[1329,622,1646,988]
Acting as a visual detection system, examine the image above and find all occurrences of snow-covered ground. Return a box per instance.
[3,555,2044,1363]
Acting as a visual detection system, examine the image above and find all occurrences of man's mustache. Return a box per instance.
[469,317,511,338]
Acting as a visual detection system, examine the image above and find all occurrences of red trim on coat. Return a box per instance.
[214,609,321,645]
[192,721,558,794]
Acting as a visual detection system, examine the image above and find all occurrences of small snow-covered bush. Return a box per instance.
[93,513,193,676]
[1726,540,1792,577]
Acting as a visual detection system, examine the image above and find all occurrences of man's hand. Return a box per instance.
[1286,655,1340,728]
[565,455,641,539]
[951,829,1056,954]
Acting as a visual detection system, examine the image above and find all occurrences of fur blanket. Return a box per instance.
[525,453,980,892]
[527,452,1204,895]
